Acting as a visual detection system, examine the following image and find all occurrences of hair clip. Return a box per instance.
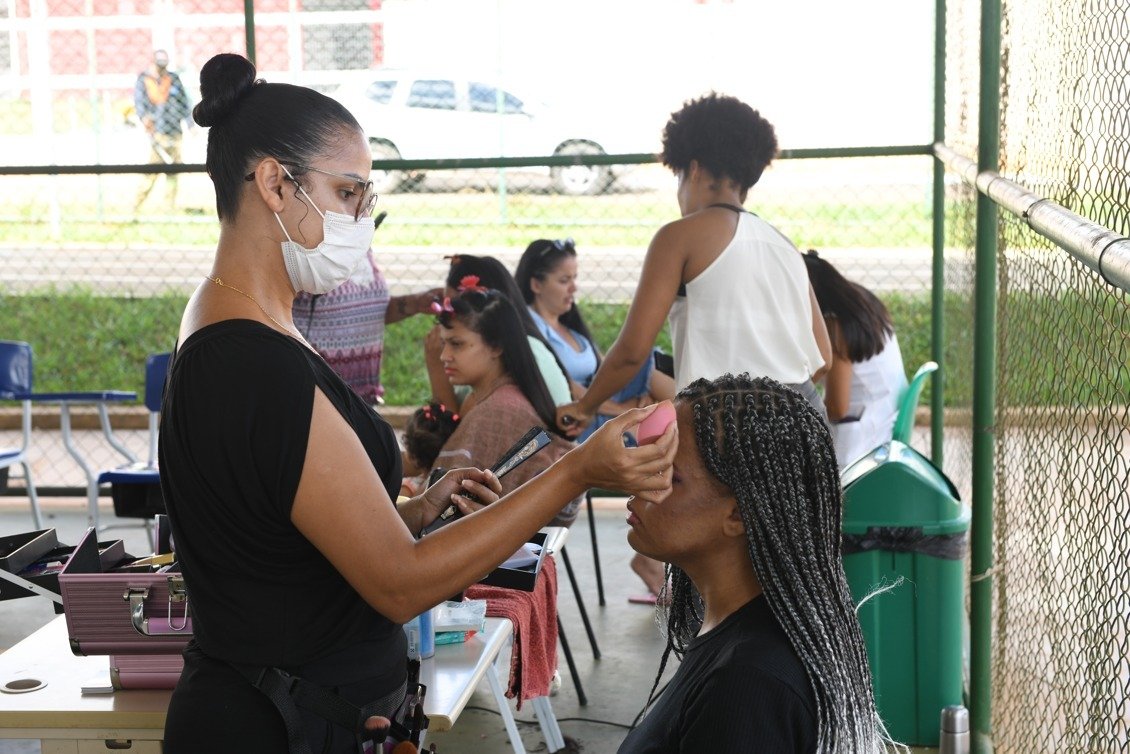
[451,413,459,422]
[458,275,487,293]
[429,296,454,314]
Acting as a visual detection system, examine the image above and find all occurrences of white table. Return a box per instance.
[0,529,570,753]
[0,616,167,753]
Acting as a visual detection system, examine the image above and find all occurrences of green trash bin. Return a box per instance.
[841,439,969,746]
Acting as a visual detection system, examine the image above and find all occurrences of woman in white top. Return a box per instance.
[554,93,832,599]
[556,94,831,429]
[803,250,908,469]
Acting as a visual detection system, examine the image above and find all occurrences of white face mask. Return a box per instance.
[275,167,376,295]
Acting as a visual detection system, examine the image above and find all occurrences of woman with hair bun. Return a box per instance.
[619,374,901,754]
[159,53,676,753]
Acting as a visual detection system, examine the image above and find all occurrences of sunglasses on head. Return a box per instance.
[538,238,575,257]
[244,160,378,222]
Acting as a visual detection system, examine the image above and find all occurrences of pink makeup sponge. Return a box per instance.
[636,401,676,445]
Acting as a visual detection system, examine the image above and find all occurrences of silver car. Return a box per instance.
[330,70,634,195]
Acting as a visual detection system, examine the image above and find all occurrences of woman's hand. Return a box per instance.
[415,467,503,530]
[424,324,444,366]
[569,404,677,503]
[556,401,593,437]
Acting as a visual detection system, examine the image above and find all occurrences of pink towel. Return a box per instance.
[465,555,558,709]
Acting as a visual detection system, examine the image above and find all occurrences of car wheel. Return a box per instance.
[552,141,612,196]
[369,139,408,194]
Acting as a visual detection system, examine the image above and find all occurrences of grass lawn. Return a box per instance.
[5,289,1122,409]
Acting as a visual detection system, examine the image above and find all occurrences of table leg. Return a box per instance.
[58,403,99,530]
[531,695,566,753]
[487,654,526,754]
[97,402,138,464]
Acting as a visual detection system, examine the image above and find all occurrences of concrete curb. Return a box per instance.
[1,405,959,432]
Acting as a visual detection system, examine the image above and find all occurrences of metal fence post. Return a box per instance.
[970,0,1002,750]
[244,0,256,66]
[931,0,947,468]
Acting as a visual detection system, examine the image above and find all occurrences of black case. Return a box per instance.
[477,531,549,592]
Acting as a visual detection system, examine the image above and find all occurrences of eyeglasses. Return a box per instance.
[244,161,378,222]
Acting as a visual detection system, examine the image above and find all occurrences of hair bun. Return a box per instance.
[193,53,259,128]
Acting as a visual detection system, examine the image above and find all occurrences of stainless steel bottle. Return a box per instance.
[939,705,970,754]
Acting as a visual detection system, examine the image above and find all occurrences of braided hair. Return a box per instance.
[640,373,898,753]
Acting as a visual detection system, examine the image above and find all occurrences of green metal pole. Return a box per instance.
[970,0,1001,750]
[931,0,947,468]
[244,0,256,66]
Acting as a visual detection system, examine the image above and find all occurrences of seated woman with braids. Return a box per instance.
[430,283,583,527]
[619,374,898,754]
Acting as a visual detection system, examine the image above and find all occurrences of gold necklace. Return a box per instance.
[205,276,303,340]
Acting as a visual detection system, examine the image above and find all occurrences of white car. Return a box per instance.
[330,71,636,195]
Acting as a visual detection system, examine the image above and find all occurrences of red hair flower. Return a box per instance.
[458,275,487,293]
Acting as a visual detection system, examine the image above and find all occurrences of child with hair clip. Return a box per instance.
[399,402,460,498]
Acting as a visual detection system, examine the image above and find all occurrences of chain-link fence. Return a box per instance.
[0,150,939,489]
[0,1,943,490]
[4,0,1130,747]
[944,0,1130,750]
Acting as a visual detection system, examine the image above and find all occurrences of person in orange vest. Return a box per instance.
[134,49,192,212]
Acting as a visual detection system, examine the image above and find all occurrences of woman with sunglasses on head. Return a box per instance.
[515,238,676,442]
[430,285,584,527]
[423,254,572,414]
[159,53,677,754]
[555,94,833,435]
[619,374,900,754]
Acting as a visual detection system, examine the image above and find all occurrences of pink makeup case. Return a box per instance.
[59,527,192,658]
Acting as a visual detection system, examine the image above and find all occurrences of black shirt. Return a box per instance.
[618,596,817,754]
[159,320,405,679]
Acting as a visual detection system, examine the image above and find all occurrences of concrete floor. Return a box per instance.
[0,498,937,753]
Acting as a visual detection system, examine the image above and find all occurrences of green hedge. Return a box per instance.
[2,290,1121,408]
[1,291,185,393]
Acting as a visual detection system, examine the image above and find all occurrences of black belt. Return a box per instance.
[227,659,427,754]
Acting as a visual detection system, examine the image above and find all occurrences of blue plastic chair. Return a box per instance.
[0,342,43,528]
[892,361,939,445]
[96,352,171,540]
[0,340,137,530]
